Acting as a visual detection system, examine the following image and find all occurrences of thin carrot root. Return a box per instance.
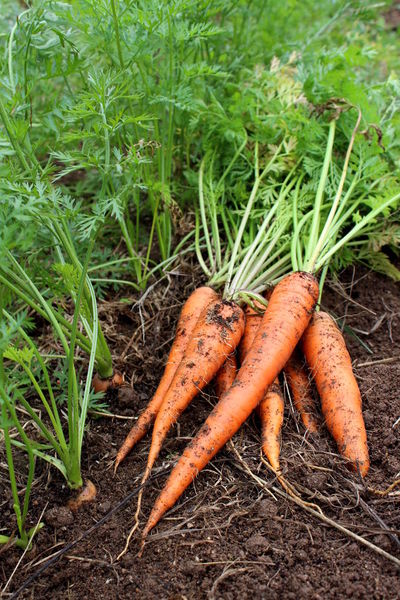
[302,311,370,477]
[116,486,144,561]
[258,380,284,473]
[259,454,323,513]
[92,371,124,394]
[68,480,97,511]
[141,271,319,539]
[284,351,319,433]
[115,287,218,471]
[367,479,400,497]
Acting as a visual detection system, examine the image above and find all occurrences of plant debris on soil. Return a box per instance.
[1,263,399,599]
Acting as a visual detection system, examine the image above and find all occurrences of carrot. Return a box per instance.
[115,287,218,470]
[67,480,97,511]
[302,311,369,477]
[258,380,284,473]
[142,270,319,537]
[141,298,245,487]
[240,302,284,473]
[214,353,237,399]
[284,351,319,433]
[92,371,124,394]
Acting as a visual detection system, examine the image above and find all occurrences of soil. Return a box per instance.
[1,265,400,599]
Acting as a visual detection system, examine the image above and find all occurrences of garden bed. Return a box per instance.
[1,265,399,599]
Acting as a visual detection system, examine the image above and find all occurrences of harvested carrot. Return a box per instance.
[284,351,319,433]
[115,287,218,470]
[92,371,124,394]
[142,270,319,538]
[214,353,237,399]
[140,298,245,488]
[302,311,369,477]
[239,302,284,473]
[258,380,284,473]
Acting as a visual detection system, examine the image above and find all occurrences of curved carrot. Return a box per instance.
[214,353,237,399]
[258,381,284,473]
[284,351,319,433]
[141,298,245,486]
[302,311,369,477]
[142,271,319,537]
[115,286,218,470]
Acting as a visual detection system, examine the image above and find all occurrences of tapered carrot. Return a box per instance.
[239,302,284,472]
[214,353,237,399]
[142,271,319,537]
[302,311,369,477]
[284,351,319,433]
[140,298,245,487]
[258,381,284,473]
[115,286,218,470]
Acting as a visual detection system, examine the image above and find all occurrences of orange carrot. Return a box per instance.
[240,302,284,472]
[142,271,319,537]
[68,480,97,511]
[115,287,218,470]
[258,380,284,473]
[92,371,124,394]
[141,298,245,487]
[302,311,369,476]
[214,353,237,399]
[284,351,319,433]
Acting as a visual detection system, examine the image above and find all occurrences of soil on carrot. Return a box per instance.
[1,263,399,599]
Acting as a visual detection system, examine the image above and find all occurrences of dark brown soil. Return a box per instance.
[1,265,400,599]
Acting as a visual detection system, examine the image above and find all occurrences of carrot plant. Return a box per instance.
[0,313,43,550]
[0,179,114,382]
[0,236,100,491]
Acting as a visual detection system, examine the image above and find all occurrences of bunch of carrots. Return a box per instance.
[114,106,400,548]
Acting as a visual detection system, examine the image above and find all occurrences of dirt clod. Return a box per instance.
[45,506,74,528]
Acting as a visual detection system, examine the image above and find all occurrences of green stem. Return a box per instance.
[307,111,362,272]
[66,237,95,485]
[303,120,336,268]
[119,216,142,283]
[199,158,215,272]
[224,143,283,296]
[110,0,125,68]
[0,96,31,172]
[3,310,67,450]
[0,272,93,356]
